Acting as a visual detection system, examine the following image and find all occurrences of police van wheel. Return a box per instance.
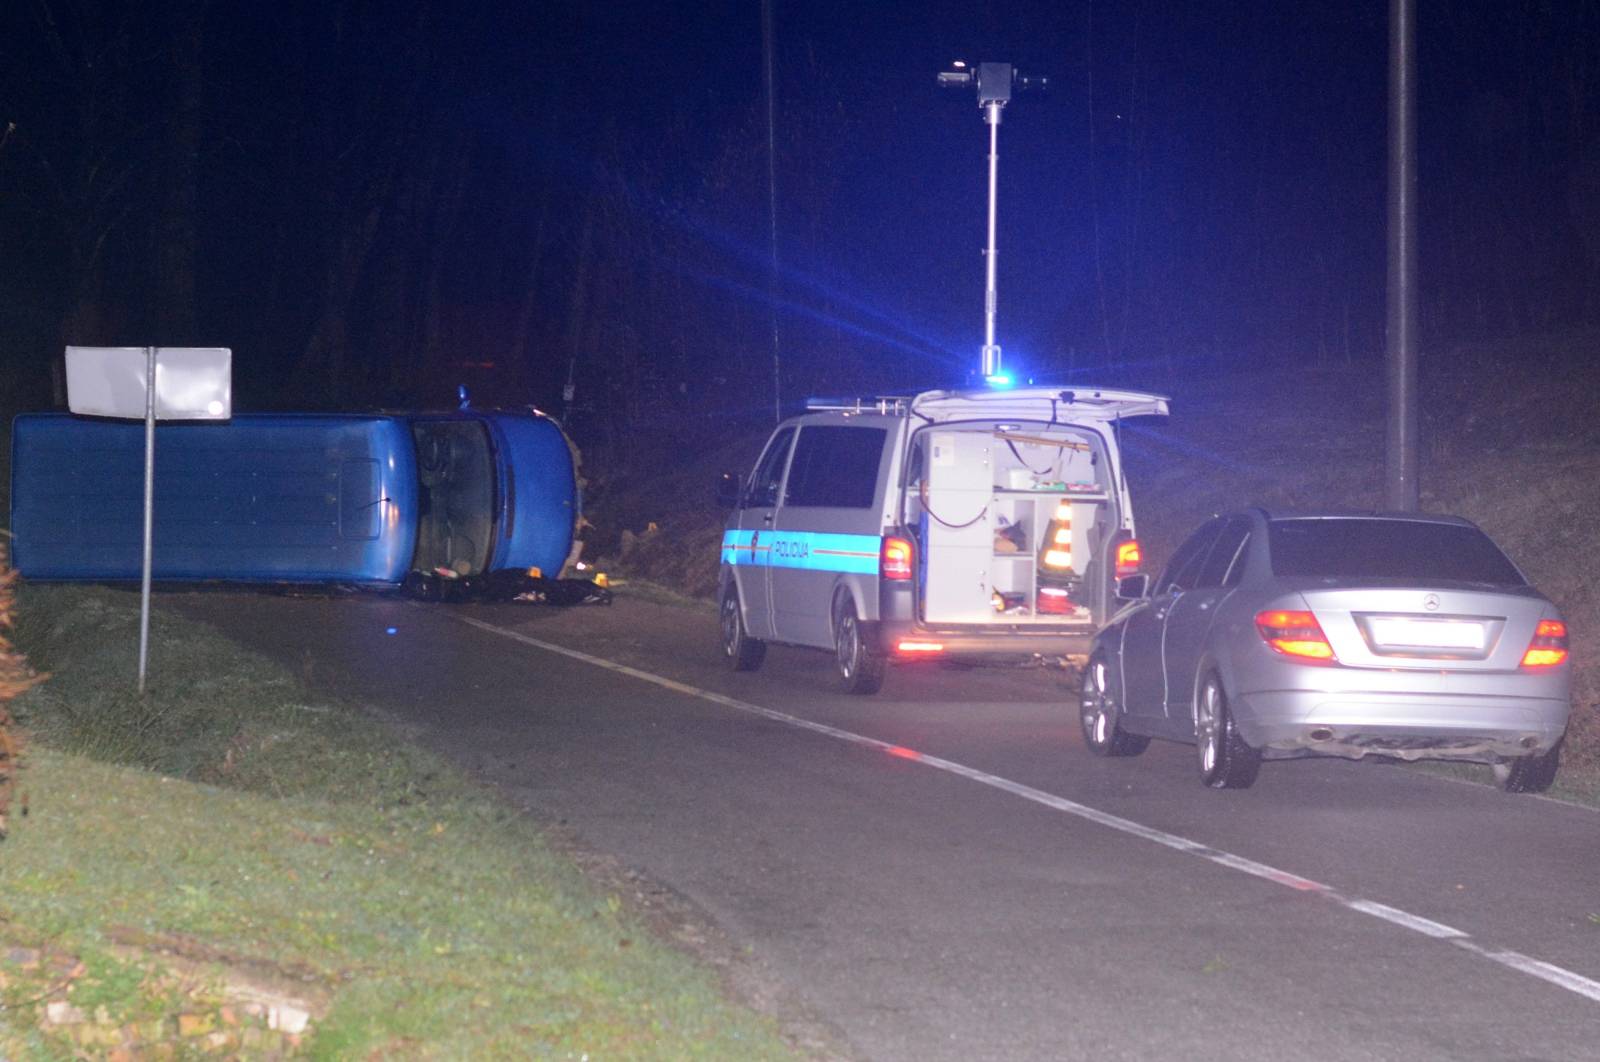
[721,586,766,671]
[833,597,885,695]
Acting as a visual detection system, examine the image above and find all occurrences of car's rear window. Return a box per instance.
[1268,518,1525,585]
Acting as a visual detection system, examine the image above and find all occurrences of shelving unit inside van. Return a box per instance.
[916,425,1111,626]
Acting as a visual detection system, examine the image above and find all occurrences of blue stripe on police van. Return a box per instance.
[720,529,761,567]
[721,529,881,575]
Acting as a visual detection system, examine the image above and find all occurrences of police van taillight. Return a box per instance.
[881,536,914,581]
[1115,540,1143,578]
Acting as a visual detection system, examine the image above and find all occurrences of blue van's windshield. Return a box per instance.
[412,421,495,574]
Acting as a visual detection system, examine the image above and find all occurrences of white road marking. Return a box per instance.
[1346,900,1468,939]
[452,612,1600,1007]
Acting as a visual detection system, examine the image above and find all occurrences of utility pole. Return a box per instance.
[1386,0,1419,511]
[762,0,782,422]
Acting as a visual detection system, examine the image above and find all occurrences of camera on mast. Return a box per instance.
[937,61,1048,108]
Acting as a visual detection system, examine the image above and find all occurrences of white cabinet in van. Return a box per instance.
[717,387,1168,693]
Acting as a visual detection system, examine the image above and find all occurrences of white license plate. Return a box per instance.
[1369,617,1485,650]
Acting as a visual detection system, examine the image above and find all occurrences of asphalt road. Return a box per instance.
[172,589,1600,1061]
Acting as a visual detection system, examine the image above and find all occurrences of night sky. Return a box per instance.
[2,1,1595,445]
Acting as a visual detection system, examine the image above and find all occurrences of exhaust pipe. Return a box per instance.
[1309,727,1335,742]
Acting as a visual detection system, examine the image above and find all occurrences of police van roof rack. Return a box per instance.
[803,396,912,415]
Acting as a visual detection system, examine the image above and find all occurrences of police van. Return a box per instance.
[716,386,1169,693]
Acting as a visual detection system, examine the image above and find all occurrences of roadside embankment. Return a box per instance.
[0,581,798,1058]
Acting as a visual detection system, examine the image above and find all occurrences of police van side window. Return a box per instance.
[784,426,888,509]
[745,428,795,509]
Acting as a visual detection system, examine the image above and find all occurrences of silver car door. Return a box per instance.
[1120,520,1222,717]
[1161,517,1251,718]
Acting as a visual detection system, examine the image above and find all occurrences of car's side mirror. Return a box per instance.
[715,472,743,508]
[1115,573,1150,601]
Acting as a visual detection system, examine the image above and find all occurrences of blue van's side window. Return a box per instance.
[784,426,887,509]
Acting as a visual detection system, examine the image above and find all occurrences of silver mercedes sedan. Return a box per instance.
[1081,509,1571,791]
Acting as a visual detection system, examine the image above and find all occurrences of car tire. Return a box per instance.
[1080,654,1149,757]
[1195,673,1261,790]
[720,585,766,672]
[1496,738,1562,794]
[833,596,885,695]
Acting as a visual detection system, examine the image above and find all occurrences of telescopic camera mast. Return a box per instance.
[938,61,1047,383]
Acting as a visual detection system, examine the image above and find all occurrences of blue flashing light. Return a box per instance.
[386,627,398,635]
[985,372,1015,389]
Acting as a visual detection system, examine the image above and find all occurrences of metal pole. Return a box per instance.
[138,345,156,693]
[762,0,782,421]
[981,101,1003,378]
[1385,0,1419,511]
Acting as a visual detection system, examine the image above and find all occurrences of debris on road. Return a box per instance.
[401,567,613,607]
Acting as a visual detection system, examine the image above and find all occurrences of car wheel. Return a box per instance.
[833,596,885,695]
[1080,655,1149,757]
[1194,673,1261,790]
[720,585,766,671]
[1496,738,1562,794]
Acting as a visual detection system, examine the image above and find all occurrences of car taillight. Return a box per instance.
[1115,540,1142,578]
[1520,619,1569,669]
[1256,609,1336,662]
[881,536,914,581]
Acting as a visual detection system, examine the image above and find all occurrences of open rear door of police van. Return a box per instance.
[906,387,1167,630]
[910,387,1169,425]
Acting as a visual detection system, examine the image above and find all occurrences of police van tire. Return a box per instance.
[833,597,885,695]
[721,586,766,672]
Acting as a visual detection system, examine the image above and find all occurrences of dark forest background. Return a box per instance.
[3,1,1598,461]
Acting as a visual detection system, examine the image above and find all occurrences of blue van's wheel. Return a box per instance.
[833,597,885,695]
[721,585,766,671]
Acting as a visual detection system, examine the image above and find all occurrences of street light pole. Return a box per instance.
[1386,0,1420,511]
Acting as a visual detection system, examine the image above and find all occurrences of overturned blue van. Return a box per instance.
[9,408,579,587]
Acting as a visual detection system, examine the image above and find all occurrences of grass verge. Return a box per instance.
[0,584,797,1059]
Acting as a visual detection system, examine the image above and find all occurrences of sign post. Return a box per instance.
[64,346,232,692]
